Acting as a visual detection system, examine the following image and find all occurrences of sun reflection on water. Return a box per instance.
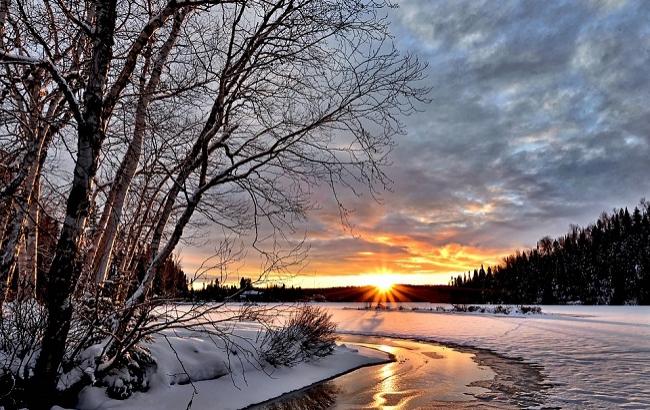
[258,335,547,410]
[370,345,419,410]
[373,361,397,408]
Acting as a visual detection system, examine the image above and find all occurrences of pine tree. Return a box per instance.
[454,200,650,304]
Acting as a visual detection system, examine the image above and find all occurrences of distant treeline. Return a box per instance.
[188,280,485,303]
[453,200,650,304]
[189,278,306,302]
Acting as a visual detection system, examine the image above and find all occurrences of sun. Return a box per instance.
[373,276,394,293]
[360,273,406,304]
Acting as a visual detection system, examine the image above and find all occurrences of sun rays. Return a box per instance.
[373,276,395,293]
[358,272,416,305]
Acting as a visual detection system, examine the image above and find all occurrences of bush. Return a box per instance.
[451,304,468,312]
[519,305,542,314]
[493,305,512,315]
[101,347,156,400]
[0,298,46,401]
[261,306,336,367]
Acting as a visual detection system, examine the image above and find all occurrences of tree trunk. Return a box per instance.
[17,173,39,299]
[0,110,57,305]
[31,1,118,405]
[0,198,23,302]
[0,154,42,302]
[86,11,184,286]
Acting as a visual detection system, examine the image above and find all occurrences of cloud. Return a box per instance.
[186,0,650,286]
[379,0,650,236]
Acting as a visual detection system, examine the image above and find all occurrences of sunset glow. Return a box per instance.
[181,237,512,288]
[372,276,395,293]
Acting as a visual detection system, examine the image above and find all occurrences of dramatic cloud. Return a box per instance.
[185,0,650,286]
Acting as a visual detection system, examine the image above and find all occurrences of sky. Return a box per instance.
[184,0,650,288]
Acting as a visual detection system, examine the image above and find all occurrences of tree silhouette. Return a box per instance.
[455,200,650,305]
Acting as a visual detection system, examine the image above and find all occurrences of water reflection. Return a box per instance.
[252,335,549,410]
[373,350,398,408]
[366,344,417,409]
[260,381,340,410]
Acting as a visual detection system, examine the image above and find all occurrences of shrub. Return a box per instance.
[493,305,512,314]
[519,305,542,314]
[261,306,336,367]
[0,299,46,381]
[100,347,157,400]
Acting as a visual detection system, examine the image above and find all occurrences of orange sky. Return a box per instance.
[292,241,510,287]
[177,187,525,289]
[180,221,514,288]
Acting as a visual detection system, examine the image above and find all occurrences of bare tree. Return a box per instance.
[0,0,426,406]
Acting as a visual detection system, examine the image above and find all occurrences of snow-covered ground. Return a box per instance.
[324,303,650,409]
[76,320,388,410]
[72,304,648,409]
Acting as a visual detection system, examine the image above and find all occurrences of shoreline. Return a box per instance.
[343,332,552,407]
[249,332,552,409]
[341,305,546,317]
[244,344,395,409]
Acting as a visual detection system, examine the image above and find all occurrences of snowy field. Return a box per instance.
[324,303,650,409]
[72,304,649,409]
[75,315,388,410]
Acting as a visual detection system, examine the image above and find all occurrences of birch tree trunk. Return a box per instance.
[0,134,49,304]
[32,1,118,403]
[17,172,39,298]
[88,11,185,286]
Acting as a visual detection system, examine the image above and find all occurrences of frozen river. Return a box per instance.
[254,334,550,409]
[318,304,650,409]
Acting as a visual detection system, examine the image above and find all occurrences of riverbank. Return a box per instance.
[253,334,551,409]
[75,329,388,410]
[245,342,395,409]
[73,304,650,409]
[326,304,650,408]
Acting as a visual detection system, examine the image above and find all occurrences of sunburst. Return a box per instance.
[373,276,394,293]
[358,272,412,305]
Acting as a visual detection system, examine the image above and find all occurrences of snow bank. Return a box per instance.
[349,303,543,315]
[149,334,230,386]
[76,326,388,410]
[326,303,650,409]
